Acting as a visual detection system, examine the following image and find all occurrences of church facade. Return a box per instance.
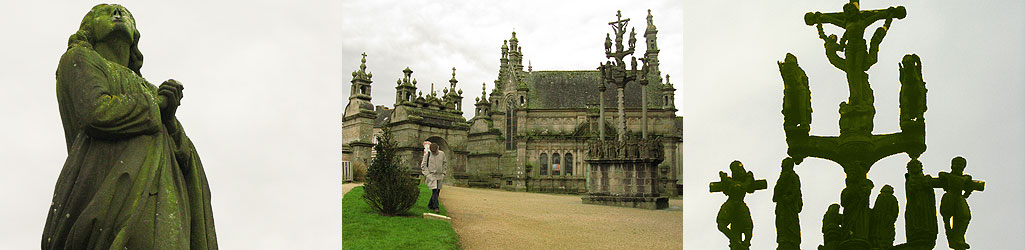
[343,11,682,196]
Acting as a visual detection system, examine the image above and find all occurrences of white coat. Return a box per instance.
[421,150,446,189]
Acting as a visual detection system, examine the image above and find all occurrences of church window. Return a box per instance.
[506,101,517,150]
[552,153,561,176]
[565,153,574,176]
[539,153,548,176]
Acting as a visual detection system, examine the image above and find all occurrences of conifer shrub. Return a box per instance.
[362,126,420,216]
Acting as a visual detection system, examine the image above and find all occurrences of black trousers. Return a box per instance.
[428,183,441,210]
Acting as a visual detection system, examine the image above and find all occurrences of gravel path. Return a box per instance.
[342,182,361,197]
[440,186,682,250]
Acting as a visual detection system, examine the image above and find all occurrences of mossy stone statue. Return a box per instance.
[711,161,767,250]
[42,4,217,249]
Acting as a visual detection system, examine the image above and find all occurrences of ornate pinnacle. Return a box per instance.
[450,67,458,88]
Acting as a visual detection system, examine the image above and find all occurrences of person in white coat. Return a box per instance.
[421,142,446,213]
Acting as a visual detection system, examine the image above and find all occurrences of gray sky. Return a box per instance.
[0,1,343,248]
[682,1,1025,249]
[340,0,684,118]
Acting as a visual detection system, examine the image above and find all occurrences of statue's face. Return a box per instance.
[84,4,137,43]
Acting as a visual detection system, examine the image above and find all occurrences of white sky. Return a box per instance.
[0,1,343,249]
[340,0,684,118]
[682,1,1025,249]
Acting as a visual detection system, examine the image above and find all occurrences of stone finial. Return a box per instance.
[528,60,532,73]
[351,52,372,83]
[450,67,458,88]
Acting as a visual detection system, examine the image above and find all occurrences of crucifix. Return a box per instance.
[780,0,923,244]
[710,161,767,250]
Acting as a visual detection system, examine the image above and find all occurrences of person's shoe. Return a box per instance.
[434,209,440,213]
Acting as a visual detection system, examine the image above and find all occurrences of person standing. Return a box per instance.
[421,142,446,213]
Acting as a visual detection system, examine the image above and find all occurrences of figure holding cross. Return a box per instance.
[938,156,985,250]
[711,161,767,250]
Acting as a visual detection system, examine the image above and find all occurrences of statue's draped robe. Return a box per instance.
[773,170,801,250]
[904,172,937,247]
[43,45,217,250]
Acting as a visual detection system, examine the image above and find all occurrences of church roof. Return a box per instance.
[374,106,393,127]
[525,70,658,109]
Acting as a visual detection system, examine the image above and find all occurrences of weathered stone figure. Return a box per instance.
[839,164,873,241]
[43,4,217,249]
[819,203,843,250]
[780,54,812,137]
[898,54,927,132]
[711,161,767,250]
[869,185,899,249]
[938,156,985,250]
[902,159,939,249]
[773,157,802,250]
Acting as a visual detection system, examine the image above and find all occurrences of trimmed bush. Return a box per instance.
[362,126,420,216]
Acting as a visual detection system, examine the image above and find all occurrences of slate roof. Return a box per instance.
[374,106,393,127]
[525,70,660,109]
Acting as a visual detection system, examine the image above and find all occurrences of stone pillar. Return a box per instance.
[641,84,648,139]
[617,86,626,142]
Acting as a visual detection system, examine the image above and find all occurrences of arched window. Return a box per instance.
[361,86,368,95]
[506,100,517,150]
[539,153,548,176]
[565,153,574,176]
[552,153,561,176]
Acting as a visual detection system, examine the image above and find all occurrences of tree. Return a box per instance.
[362,126,420,216]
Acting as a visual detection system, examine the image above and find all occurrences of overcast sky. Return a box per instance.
[340,0,683,118]
[0,1,343,248]
[682,1,1025,249]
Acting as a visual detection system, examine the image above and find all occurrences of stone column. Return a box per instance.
[617,86,626,142]
[641,84,648,139]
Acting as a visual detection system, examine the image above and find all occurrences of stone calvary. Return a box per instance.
[711,1,985,250]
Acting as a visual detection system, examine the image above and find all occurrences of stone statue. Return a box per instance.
[780,53,812,136]
[43,4,217,249]
[819,203,843,250]
[899,54,927,132]
[805,1,905,135]
[773,157,803,250]
[710,161,767,250]
[869,185,899,249]
[839,163,873,241]
[902,159,939,249]
[938,156,985,250]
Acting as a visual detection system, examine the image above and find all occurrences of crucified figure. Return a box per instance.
[806,1,906,135]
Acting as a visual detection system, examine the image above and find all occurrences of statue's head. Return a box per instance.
[729,160,745,176]
[881,184,894,194]
[69,4,143,75]
[906,159,923,173]
[844,1,860,15]
[781,157,795,171]
[951,156,967,173]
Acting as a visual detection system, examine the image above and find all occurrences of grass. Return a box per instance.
[343,184,460,250]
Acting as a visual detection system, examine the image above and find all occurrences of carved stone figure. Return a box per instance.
[711,161,767,250]
[840,163,873,241]
[903,159,939,249]
[780,53,812,136]
[773,157,803,250]
[899,54,927,131]
[938,157,985,250]
[819,203,843,250]
[869,185,899,249]
[43,4,217,250]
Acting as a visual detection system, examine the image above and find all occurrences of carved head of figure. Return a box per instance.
[729,160,745,177]
[69,4,143,75]
[951,156,967,174]
[881,184,894,194]
[906,159,924,174]
[430,142,440,154]
[781,157,795,172]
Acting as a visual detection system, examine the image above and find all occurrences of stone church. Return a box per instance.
[343,11,682,195]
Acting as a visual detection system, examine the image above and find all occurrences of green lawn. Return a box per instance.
[343,184,460,250]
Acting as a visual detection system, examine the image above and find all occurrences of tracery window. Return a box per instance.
[539,153,548,176]
[506,100,517,150]
[565,153,574,176]
[552,153,561,176]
